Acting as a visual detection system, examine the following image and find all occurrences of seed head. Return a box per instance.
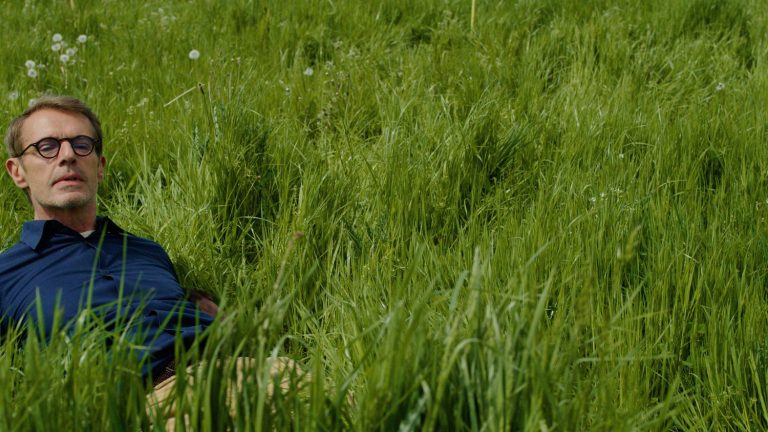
[52,33,63,42]
[188,49,200,60]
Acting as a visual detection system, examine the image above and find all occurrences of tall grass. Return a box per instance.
[2,0,768,429]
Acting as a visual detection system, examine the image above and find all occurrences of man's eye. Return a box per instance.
[37,140,59,154]
[70,137,94,152]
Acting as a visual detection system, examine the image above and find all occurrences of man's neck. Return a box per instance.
[33,206,97,233]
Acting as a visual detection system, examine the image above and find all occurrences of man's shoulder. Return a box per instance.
[0,240,28,258]
[0,240,34,273]
[107,224,173,262]
[122,231,167,251]
[101,217,164,246]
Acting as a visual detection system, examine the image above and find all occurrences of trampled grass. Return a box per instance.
[2,0,768,430]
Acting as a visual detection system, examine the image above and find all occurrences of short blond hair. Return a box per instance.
[5,95,103,157]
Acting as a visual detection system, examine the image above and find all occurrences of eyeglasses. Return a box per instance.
[17,136,99,159]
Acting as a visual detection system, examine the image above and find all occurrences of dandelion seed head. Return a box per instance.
[716,82,726,92]
[77,34,87,44]
[590,196,597,203]
[59,54,70,63]
[188,49,200,60]
[24,60,36,69]
[52,33,63,43]
[8,91,19,101]
[303,67,314,76]
[51,43,61,52]
[65,47,77,56]
[27,69,38,78]
[28,98,36,107]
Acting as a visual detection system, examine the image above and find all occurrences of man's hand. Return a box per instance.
[187,290,219,317]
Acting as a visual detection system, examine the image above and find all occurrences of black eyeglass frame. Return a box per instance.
[16,136,99,159]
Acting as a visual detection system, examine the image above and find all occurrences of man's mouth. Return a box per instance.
[54,173,84,185]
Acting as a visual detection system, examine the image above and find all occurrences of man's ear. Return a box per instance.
[98,155,106,181]
[5,158,28,189]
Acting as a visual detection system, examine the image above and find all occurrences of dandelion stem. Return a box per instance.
[163,86,198,107]
[470,0,477,32]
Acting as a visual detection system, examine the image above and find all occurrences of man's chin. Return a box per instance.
[39,195,94,211]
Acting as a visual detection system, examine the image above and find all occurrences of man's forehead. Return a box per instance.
[21,108,95,141]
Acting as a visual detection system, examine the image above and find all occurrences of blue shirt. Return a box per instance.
[0,217,214,378]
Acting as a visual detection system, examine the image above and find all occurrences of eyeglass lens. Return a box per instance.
[35,136,95,158]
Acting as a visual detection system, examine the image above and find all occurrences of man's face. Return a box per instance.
[5,108,106,218]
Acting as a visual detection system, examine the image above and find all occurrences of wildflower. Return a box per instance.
[59,54,70,63]
[51,43,61,52]
[303,67,314,76]
[28,99,36,107]
[590,196,597,203]
[27,69,38,78]
[716,82,726,91]
[52,33,63,42]
[77,34,87,44]
[24,60,35,69]
[8,91,19,101]
[188,49,200,60]
[66,47,77,56]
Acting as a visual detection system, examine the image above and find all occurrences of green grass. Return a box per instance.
[2,0,768,429]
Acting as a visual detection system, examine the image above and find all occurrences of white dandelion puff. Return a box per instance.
[59,54,70,63]
[188,49,200,60]
[24,60,36,69]
[52,33,63,42]
[77,34,87,44]
[51,43,62,52]
[27,69,38,78]
[8,91,19,101]
[716,82,726,92]
[303,67,314,76]
[66,47,77,56]
[28,99,36,107]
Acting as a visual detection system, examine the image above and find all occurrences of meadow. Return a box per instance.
[1,0,768,430]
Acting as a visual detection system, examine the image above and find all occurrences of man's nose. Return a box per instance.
[57,140,77,164]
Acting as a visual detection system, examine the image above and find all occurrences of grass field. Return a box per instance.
[2,0,768,430]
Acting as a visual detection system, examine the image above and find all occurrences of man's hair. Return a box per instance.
[4,95,103,158]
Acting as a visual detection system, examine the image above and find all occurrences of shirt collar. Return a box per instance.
[21,216,124,250]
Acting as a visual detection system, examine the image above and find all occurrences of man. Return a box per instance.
[0,95,216,384]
